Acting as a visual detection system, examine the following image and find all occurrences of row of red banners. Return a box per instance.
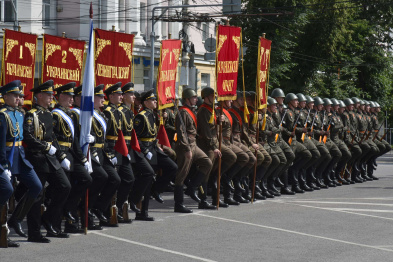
[1,26,272,108]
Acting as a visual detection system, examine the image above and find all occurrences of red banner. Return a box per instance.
[94,29,134,90]
[42,34,85,89]
[216,25,241,101]
[1,30,37,104]
[257,37,272,109]
[157,39,182,109]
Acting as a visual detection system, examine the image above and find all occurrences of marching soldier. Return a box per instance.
[52,82,93,234]
[89,85,121,227]
[270,88,295,195]
[24,80,71,243]
[103,83,135,223]
[71,85,108,230]
[281,93,312,193]
[0,80,42,247]
[227,92,260,200]
[173,88,213,213]
[342,98,363,183]
[133,89,178,220]
[295,93,321,191]
[369,102,391,179]
[196,87,236,208]
[330,98,351,185]
[220,99,253,204]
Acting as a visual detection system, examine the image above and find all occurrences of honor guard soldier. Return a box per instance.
[120,83,155,220]
[23,80,71,243]
[281,93,312,193]
[52,82,93,234]
[133,89,178,220]
[197,87,236,208]
[173,88,213,213]
[103,82,135,224]
[89,85,121,227]
[0,80,42,247]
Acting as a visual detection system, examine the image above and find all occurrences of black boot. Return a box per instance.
[198,183,217,209]
[267,175,281,196]
[299,169,313,192]
[261,178,274,198]
[367,161,378,180]
[280,171,295,195]
[330,170,342,186]
[8,195,36,238]
[184,171,204,203]
[290,169,304,193]
[174,186,192,213]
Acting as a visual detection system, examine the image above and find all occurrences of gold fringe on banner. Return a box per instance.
[243,100,249,123]
[261,114,267,130]
[251,107,258,124]
[210,25,220,125]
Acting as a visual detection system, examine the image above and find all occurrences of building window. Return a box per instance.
[143,68,150,88]
[202,23,209,42]
[42,0,50,27]
[201,73,210,88]
[0,0,15,22]
[140,3,146,34]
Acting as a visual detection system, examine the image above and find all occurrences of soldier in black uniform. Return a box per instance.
[52,82,93,234]
[89,85,121,227]
[120,83,155,220]
[103,83,135,224]
[133,89,178,221]
[24,80,71,243]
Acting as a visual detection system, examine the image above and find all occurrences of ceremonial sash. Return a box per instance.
[217,107,233,126]
[93,111,107,136]
[179,106,197,128]
[228,108,243,127]
[52,108,74,139]
[199,104,216,122]
[71,108,80,115]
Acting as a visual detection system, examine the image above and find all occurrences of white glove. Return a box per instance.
[86,134,95,144]
[84,162,90,172]
[2,169,11,181]
[111,157,118,165]
[61,158,71,171]
[146,152,153,160]
[48,145,57,155]
[127,154,131,161]
[95,156,100,162]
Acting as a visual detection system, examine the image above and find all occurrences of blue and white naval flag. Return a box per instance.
[80,18,94,160]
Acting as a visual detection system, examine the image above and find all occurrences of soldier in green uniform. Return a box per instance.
[330,98,351,185]
[281,93,312,193]
[270,88,295,195]
[304,96,331,189]
[368,101,391,179]
[173,88,213,212]
[295,93,321,191]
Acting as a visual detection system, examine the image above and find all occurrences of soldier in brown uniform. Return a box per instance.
[230,92,264,201]
[173,88,213,213]
[197,87,236,208]
[220,99,256,204]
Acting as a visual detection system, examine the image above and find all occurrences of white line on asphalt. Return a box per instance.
[287,200,393,206]
[326,208,393,213]
[90,231,217,262]
[285,203,393,221]
[194,213,393,253]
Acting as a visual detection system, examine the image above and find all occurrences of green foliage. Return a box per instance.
[232,0,393,124]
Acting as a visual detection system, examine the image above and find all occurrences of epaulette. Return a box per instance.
[118,106,123,111]
[28,108,38,114]
[139,110,147,116]
[0,108,6,113]
[105,106,113,112]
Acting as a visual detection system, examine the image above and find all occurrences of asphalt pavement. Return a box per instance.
[2,160,393,262]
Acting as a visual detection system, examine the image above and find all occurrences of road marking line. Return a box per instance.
[90,231,217,262]
[284,203,393,221]
[288,200,393,206]
[326,208,393,213]
[194,213,393,253]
